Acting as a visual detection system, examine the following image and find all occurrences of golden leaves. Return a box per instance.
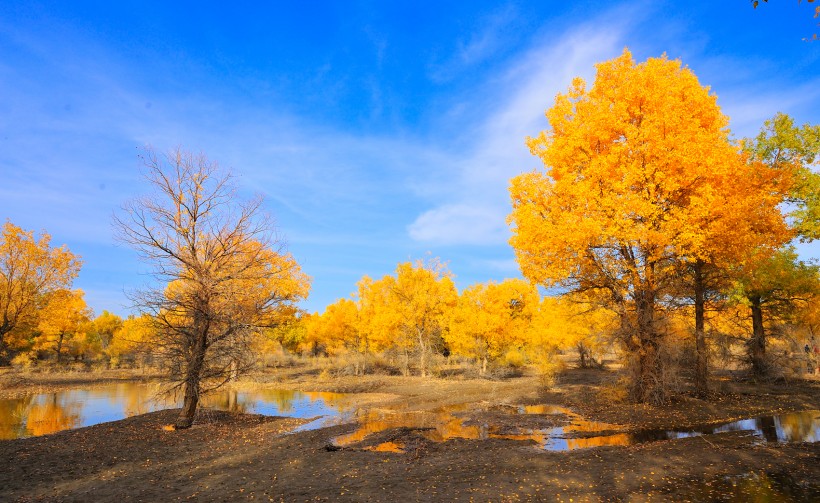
[508,49,790,296]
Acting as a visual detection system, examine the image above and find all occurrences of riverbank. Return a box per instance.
[1,365,819,501]
[0,368,162,399]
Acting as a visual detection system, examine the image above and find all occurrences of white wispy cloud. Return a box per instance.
[408,19,631,246]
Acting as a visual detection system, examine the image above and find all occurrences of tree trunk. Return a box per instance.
[749,296,767,377]
[402,347,410,377]
[633,287,661,403]
[176,378,200,429]
[693,261,708,397]
[56,331,65,363]
[417,328,428,378]
[0,322,10,364]
[419,344,428,378]
[176,334,207,429]
[577,342,588,369]
[481,356,487,375]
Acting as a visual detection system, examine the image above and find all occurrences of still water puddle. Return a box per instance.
[331,404,820,453]
[0,383,358,440]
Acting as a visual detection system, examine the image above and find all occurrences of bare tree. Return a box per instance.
[115,148,310,428]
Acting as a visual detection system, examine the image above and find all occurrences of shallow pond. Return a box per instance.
[2,383,819,454]
[0,383,359,439]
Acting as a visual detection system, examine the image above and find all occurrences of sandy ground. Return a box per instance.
[1,365,819,502]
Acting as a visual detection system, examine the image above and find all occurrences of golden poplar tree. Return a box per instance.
[355,259,456,376]
[446,279,539,374]
[35,289,92,362]
[0,222,81,359]
[508,49,787,402]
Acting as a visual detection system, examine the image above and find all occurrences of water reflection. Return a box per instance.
[0,383,359,440]
[2,383,819,454]
[333,408,487,447]
[331,405,820,452]
[541,410,820,451]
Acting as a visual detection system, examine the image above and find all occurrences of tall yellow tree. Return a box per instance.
[108,313,156,367]
[0,222,81,359]
[323,298,367,369]
[90,311,123,352]
[35,289,92,362]
[446,279,539,374]
[508,49,782,402]
[357,259,457,376]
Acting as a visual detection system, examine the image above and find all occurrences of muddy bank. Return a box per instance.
[1,366,819,501]
[1,406,818,502]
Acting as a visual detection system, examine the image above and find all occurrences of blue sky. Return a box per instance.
[1,1,819,317]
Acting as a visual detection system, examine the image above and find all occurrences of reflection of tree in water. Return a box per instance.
[0,395,34,440]
[565,433,632,450]
[775,411,820,442]
[335,409,488,447]
[201,390,251,413]
[757,416,780,442]
[120,385,158,416]
[303,391,357,414]
[99,383,173,417]
[25,395,83,437]
[255,389,300,413]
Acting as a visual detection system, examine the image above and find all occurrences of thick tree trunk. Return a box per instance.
[176,334,207,429]
[176,378,200,429]
[0,322,10,363]
[693,261,708,397]
[481,356,487,375]
[419,344,428,378]
[402,347,410,377]
[749,296,767,377]
[633,287,662,403]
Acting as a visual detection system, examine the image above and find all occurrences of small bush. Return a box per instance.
[534,358,564,389]
[502,349,526,368]
[10,352,37,369]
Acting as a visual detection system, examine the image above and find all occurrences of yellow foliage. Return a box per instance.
[446,278,538,372]
[0,221,81,355]
[304,298,361,356]
[34,289,91,362]
[355,259,457,376]
[108,314,156,364]
[509,49,789,296]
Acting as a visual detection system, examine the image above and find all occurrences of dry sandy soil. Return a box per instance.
[1,365,819,502]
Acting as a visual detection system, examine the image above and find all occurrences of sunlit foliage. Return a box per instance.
[34,289,92,363]
[508,49,790,402]
[446,279,538,374]
[0,222,81,360]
